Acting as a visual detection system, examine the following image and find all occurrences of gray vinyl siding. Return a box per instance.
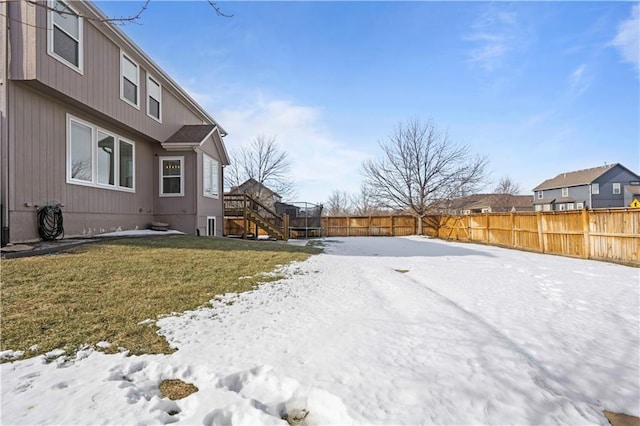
[8,82,154,241]
[195,134,225,236]
[153,149,198,234]
[592,166,640,209]
[31,3,207,142]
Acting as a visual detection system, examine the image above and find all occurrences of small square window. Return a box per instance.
[613,183,621,194]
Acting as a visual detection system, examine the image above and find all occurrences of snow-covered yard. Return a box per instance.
[1,236,638,425]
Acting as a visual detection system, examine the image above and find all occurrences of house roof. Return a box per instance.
[625,185,640,196]
[532,164,618,191]
[161,125,229,164]
[228,178,282,198]
[165,125,216,144]
[443,194,533,211]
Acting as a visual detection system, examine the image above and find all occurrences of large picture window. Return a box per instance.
[47,0,83,72]
[67,115,135,192]
[121,52,140,108]
[203,154,219,198]
[160,157,184,196]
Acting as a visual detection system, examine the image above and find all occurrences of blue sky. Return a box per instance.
[97,1,640,203]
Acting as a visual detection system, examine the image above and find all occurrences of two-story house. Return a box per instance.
[532,163,640,211]
[1,0,230,244]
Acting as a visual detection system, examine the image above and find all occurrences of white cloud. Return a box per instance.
[216,95,370,203]
[611,4,640,71]
[466,9,528,72]
[569,64,590,96]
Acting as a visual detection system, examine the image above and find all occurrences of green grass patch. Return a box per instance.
[1,236,320,361]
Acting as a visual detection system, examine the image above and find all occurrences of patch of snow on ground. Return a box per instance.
[2,237,638,425]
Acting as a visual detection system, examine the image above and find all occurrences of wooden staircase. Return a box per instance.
[223,194,288,240]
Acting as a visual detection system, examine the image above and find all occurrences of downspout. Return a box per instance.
[0,0,9,245]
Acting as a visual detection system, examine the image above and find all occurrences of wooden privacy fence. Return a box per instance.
[321,209,640,266]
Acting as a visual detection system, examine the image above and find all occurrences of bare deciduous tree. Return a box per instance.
[493,176,521,212]
[351,184,379,216]
[362,118,488,234]
[325,190,352,216]
[225,135,296,201]
[6,0,231,29]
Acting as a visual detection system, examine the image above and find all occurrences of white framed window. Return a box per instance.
[160,156,184,197]
[591,183,599,194]
[561,187,568,197]
[557,204,566,211]
[147,75,162,122]
[542,204,551,212]
[120,51,140,108]
[203,154,219,198]
[567,203,575,210]
[534,205,542,212]
[119,139,135,190]
[537,190,543,199]
[613,183,621,195]
[47,0,83,73]
[66,114,135,192]
[576,202,584,209]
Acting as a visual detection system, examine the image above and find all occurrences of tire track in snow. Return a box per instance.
[393,268,603,423]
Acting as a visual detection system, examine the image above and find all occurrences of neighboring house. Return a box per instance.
[532,163,640,211]
[0,0,230,244]
[227,178,282,210]
[439,194,534,215]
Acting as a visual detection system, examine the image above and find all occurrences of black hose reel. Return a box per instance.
[37,203,65,241]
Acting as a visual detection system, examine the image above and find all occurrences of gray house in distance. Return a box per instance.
[532,163,640,211]
[1,0,230,244]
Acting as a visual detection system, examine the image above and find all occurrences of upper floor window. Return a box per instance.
[160,157,184,197]
[613,183,621,194]
[536,190,543,199]
[67,114,135,192]
[47,0,83,73]
[591,183,600,195]
[561,187,568,197]
[147,75,162,122]
[121,52,140,108]
[203,154,219,198]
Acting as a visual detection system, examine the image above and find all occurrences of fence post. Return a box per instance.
[283,214,289,240]
[369,215,372,237]
[390,215,394,236]
[347,216,351,237]
[485,213,490,244]
[582,209,590,259]
[510,211,515,248]
[536,211,545,253]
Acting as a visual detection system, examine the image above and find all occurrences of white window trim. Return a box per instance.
[118,138,136,191]
[576,202,585,209]
[159,156,184,197]
[613,183,621,194]
[47,0,83,74]
[206,216,216,236]
[537,190,543,199]
[203,154,219,199]
[591,183,599,195]
[561,187,568,197]
[66,114,135,192]
[146,74,162,123]
[120,50,140,109]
